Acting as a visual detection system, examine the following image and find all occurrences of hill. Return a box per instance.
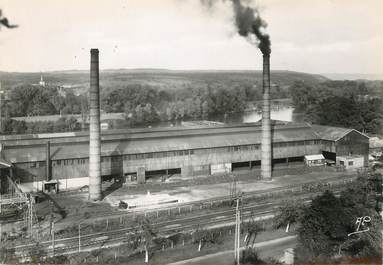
[0,69,328,91]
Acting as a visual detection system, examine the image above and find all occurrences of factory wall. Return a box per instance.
[3,128,369,192]
[336,130,369,167]
[10,140,323,191]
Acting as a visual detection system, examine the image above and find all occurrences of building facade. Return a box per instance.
[0,121,369,192]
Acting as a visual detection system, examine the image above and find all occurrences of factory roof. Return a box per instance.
[310,125,368,141]
[0,121,366,162]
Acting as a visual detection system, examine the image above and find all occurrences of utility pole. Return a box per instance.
[78,223,81,253]
[234,198,241,265]
[51,221,55,257]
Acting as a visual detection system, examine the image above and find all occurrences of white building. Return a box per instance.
[336,155,364,170]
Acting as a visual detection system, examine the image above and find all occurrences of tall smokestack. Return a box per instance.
[261,53,272,180]
[89,49,102,201]
[46,141,51,181]
[200,0,272,179]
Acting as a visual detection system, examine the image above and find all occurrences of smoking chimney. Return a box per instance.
[89,49,102,201]
[199,0,273,179]
[261,53,272,180]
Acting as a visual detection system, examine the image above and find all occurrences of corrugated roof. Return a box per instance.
[310,125,353,141]
[2,123,319,162]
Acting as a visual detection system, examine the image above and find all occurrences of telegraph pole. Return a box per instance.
[234,198,241,265]
[51,221,55,257]
[78,223,81,253]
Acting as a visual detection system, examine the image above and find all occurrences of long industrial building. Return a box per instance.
[0,120,369,193]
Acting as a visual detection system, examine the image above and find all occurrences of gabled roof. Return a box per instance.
[310,125,368,141]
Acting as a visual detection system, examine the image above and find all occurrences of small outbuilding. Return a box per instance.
[304,154,326,167]
[336,155,364,170]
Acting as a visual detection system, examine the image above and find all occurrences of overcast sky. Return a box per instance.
[0,0,382,74]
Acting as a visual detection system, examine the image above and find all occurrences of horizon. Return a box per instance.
[1,68,383,81]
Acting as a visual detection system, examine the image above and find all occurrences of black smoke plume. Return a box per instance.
[201,0,271,55]
[0,9,18,29]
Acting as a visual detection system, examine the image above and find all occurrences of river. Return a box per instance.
[138,106,303,129]
[242,107,304,123]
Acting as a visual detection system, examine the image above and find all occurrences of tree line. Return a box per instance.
[274,172,382,263]
[0,81,289,134]
[102,83,270,126]
[289,80,383,134]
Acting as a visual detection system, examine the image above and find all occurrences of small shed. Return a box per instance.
[43,179,58,193]
[336,155,364,170]
[304,154,325,167]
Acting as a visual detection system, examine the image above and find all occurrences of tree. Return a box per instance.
[243,219,264,247]
[296,175,383,262]
[201,100,209,120]
[296,190,350,260]
[138,218,157,263]
[273,200,305,233]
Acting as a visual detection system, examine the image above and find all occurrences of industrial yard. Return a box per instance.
[0,164,365,264]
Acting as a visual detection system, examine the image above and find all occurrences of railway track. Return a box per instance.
[11,187,343,256]
[77,173,356,223]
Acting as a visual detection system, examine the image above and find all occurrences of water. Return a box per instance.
[206,106,303,125]
[242,107,303,123]
[116,106,303,129]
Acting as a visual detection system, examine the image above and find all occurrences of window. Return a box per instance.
[340,161,344,166]
[348,161,354,166]
[251,145,260,150]
[78,159,86,164]
[30,162,36,168]
[39,161,45,168]
[215,147,226,153]
[146,153,153,159]
[190,150,194,155]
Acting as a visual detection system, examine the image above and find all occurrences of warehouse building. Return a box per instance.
[0,121,369,192]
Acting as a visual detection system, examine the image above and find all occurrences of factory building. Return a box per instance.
[0,120,369,193]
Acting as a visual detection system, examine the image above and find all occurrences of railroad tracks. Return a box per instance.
[76,173,356,222]
[7,174,357,258]
[11,187,343,257]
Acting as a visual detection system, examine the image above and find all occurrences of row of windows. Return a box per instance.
[23,140,322,168]
[273,140,321,148]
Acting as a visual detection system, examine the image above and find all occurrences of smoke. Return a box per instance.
[200,0,271,55]
[0,9,19,29]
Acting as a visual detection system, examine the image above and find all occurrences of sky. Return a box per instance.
[0,0,382,74]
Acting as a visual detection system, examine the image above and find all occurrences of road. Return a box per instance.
[168,235,297,265]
